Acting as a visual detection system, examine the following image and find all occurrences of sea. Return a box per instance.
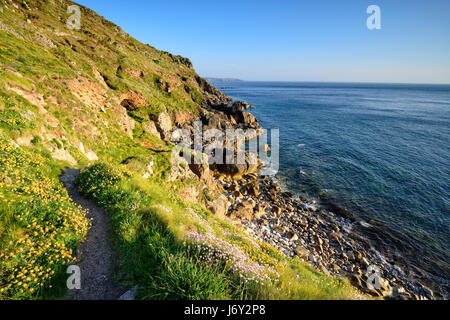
[213,81,450,297]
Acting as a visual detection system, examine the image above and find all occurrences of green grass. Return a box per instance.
[0,0,368,301]
[0,109,35,132]
[75,163,248,300]
[0,137,89,300]
[75,162,367,300]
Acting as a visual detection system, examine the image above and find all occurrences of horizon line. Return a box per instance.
[204,79,450,86]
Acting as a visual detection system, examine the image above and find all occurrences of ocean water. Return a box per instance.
[214,81,450,293]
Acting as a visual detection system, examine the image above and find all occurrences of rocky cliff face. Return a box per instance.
[2,0,430,302]
[0,0,268,239]
[0,0,271,300]
[0,0,261,175]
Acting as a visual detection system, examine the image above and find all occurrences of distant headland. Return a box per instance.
[204,77,244,82]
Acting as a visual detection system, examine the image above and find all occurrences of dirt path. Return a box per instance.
[60,168,124,300]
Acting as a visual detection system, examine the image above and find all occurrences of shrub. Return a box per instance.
[31,136,42,145]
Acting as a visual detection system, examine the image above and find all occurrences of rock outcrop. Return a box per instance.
[120,90,148,111]
[143,120,161,139]
[188,153,217,190]
[207,194,230,218]
[211,149,259,177]
[153,112,173,140]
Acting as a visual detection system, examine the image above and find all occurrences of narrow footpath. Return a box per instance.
[60,168,124,300]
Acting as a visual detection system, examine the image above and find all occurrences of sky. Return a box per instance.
[75,0,450,84]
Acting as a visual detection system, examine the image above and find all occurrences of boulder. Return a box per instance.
[349,274,363,288]
[175,110,194,126]
[353,250,363,260]
[285,231,298,241]
[229,200,255,221]
[177,184,201,203]
[272,206,282,214]
[270,195,280,203]
[231,101,253,110]
[205,113,228,130]
[253,204,266,219]
[379,278,393,297]
[207,194,230,218]
[52,149,77,166]
[234,190,243,198]
[156,78,178,93]
[189,153,217,190]
[294,246,310,259]
[282,191,294,198]
[124,68,145,79]
[167,151,197,182]
[153,112,173,140]
[15,134,34,147]
[360,257,370,267]
[231,110,257,126]
[247,183,260,197]
[319,264,331,276]
[86,150,99,161]
[331,264,341,272]
[228,182,239,192]
[143,120,161,139]
[118,108,135,137]
[211,150,258,177]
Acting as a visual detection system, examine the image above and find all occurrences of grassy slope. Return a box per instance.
[0,0,366,300]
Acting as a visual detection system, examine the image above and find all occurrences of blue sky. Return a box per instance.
[75,0,450,84]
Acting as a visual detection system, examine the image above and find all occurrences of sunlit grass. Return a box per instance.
[0,138,89,299]
[75,162,367,300]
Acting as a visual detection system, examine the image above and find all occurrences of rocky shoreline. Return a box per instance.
[212,172,439,300]
[147,87,440,300]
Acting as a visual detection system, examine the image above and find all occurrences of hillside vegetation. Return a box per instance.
[0,0,365,300]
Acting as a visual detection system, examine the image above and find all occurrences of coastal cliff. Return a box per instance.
[0,0,435,300]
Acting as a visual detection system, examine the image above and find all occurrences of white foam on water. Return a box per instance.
[359,220,373,228]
